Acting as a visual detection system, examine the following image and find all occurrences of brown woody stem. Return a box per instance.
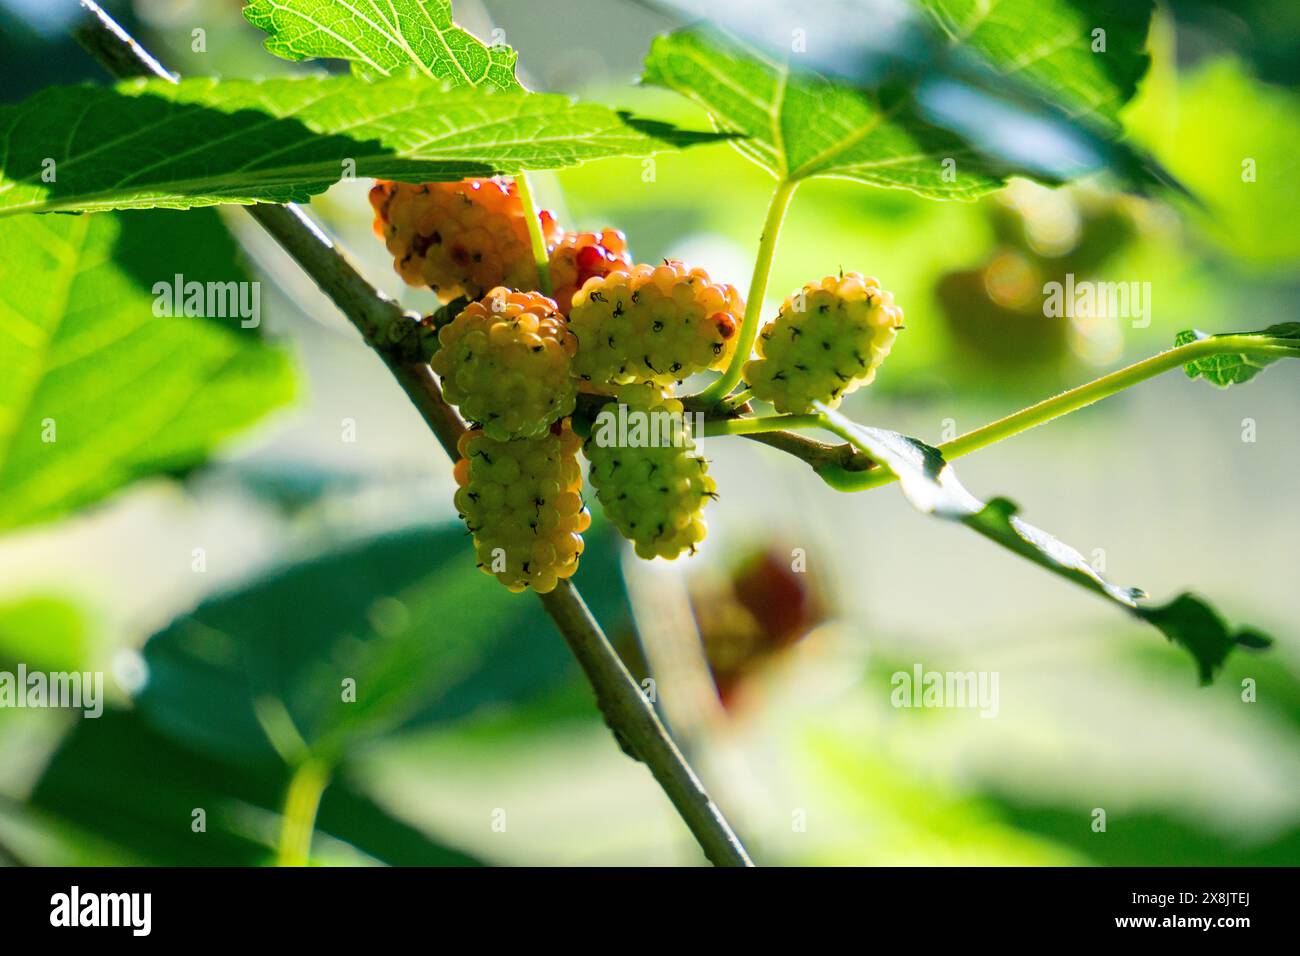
[73,0,752,868]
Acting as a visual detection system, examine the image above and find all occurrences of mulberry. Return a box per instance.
[584,383,715,559]
[567,260,743,389]
[431,288,578,440]
[743,273,903,413]
[546,229,633,313]
[369,178,561,302]
[454,421,590,593]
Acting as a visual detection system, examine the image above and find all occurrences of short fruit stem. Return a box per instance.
[515,172,553,297]
[702,413,823,437]
[695,178,799,406]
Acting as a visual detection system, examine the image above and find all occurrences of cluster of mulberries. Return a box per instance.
[584,384,715,560]
[454,422,590,593]
[567,260,743,389]
[743,272,904,413]
[377,177,916,584]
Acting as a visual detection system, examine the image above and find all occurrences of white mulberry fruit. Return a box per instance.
[584,383,716,559]
[454,421,590,593]
[567,260,743,389]
[743,273,903,413]
[431,288,578,440]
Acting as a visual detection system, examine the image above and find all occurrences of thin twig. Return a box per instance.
[72,0,752,867]
[539,584,747,863]
[728,335,1300,494]
[576,391,878,487]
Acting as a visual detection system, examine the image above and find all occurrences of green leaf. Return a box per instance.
[244,0,521,89]
[0,209,294,531]
[817,406,1273,684]
[642,28,1007,198]
[1176,323,1300,387]
[1126,59,1300,266]
[642,1,1168,199]
[30,709,482,865]
[0,797,149,866]
[1135,594,1274,686]
[970,503,1273,685]
[916,0,1153,131]
[0,77,728,217]
[963,497,1144,607]
[135,525,592,763]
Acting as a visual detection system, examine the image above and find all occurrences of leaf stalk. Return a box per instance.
[714,334,1300,493]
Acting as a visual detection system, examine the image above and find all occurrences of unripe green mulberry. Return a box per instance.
[453,421,590,593]
[743,273,904,413]
[567,260,743,389]
[584,384,716,560]
[431,288,578,440]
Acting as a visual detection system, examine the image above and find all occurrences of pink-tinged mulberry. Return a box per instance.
[546,229,633,313]
[431,287,578,440]
[454,421,590,593]
[567,260,743,389]
[369,178,561,302]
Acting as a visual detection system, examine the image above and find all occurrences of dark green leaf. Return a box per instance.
[1136,594,1274,686]
[0,77,730,217]
[29,709,481,865]
[134,524,633,763]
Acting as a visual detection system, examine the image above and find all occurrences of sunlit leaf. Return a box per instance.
[642,28,1007,198]
[0,209,294,531]
[1175,323,1300,387]
[642,0,1179,198]
[1126,58,1300,265]
[0,77,728,217]
[916,0,1153,129]
[0,595,94,672]
[244,0,521,89]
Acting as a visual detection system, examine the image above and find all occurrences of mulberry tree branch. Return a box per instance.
[73,0,752,868]
[671,331,1300,493]
[712,333,1300,493]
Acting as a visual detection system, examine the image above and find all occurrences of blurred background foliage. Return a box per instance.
[0,0,1296,865]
